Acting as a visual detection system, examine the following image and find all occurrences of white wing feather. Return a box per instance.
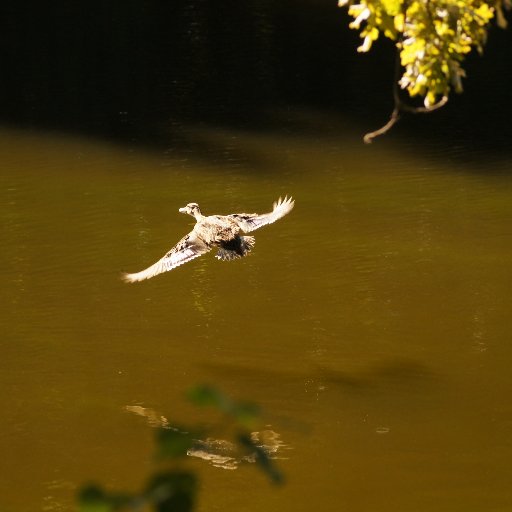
[122,196,294,283]
[228,196,294,233]
[122,233,210,283]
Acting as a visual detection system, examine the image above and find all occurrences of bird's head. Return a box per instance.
[179,202,202,220]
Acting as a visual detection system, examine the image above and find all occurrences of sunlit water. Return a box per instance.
[1,118,512,511]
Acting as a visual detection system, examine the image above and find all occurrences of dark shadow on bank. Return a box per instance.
[1,0,512,166]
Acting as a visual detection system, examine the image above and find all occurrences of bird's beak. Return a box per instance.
[179,207,186,213]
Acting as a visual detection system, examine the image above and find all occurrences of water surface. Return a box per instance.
[1,119,512,511]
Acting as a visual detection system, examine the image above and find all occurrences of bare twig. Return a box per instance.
[363,107,400,144]
[363,48,448,144]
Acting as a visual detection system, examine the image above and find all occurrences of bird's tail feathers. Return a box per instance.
[216,236,255,261]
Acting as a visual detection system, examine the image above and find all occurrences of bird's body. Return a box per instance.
[122,196,294,283]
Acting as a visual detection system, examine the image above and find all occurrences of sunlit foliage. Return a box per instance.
[339,0,509,108]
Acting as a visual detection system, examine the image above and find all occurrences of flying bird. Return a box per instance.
[122,196,294,283]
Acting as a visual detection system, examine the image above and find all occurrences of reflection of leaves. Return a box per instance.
[187,385,260,427]
[238,434,284,485]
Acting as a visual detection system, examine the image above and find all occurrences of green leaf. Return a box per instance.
[231,402,261,427]
[381,0,402,16]
[187,385,228,409]
[77,485,113,512]
[340,0,503,107]
[145,471,198,512]
[156,427,195,459]
[237,434,284,485]
[187,385,260,426]
[77,485,135,511]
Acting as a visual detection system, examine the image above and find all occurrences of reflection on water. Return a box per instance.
[1,117,512,511]
[187,430,288,471]
[124,404,288,471]
[124,405,170,428]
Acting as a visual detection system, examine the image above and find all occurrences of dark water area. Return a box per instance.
[1,0,511,155]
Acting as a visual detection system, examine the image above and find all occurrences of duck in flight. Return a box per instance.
[122,196,294,283]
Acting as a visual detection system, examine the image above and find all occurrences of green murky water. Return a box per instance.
[1,119,512,511]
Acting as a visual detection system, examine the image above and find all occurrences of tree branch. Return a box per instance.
[363,48,448,144]
[363,107,400,144]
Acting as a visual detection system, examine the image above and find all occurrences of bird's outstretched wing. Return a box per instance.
[228,196,294,233]
[122,232,210,283]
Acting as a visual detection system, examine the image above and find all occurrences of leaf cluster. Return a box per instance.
[339,0,509,107]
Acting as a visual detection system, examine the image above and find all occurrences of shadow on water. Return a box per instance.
[1,1,512,162]
[318,359,436,392]
[200,357,434,392]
